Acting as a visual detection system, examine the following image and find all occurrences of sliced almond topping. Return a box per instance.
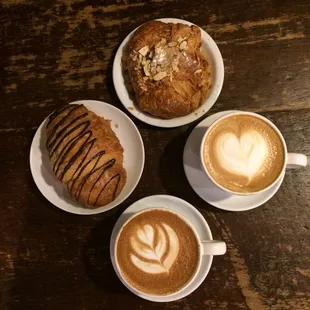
[143,62,151,76]
[150,66,157,76]
[142,57,150,66]
[179,40,188,50]
[138,54,143,62]
[177,37,185,43]
[194,69,203,74]
[149,49,154,58]
[138,45,149,56]
[156,38,166,47]
[156,66,162,73]
[168,41,178,47]
[143,76,149,81]
[153,71,167,81]
[172,61,179,73]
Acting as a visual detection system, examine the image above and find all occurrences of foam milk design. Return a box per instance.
[130,223,179,274]
[214,130,268,181]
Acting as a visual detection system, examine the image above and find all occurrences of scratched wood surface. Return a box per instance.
[1,0,310,309]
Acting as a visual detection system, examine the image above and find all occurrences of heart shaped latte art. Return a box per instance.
[214,130,268,179]
[130,223,179,274]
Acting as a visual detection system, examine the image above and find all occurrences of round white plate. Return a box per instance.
[183,111,285,211]
[113,18,224,128]
[30,100,145,215]
[110,195,214,302]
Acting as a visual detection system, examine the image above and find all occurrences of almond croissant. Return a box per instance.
[124,21,211,119]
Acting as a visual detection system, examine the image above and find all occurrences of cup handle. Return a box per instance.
[201,240,226,256]
[287,153,308,169]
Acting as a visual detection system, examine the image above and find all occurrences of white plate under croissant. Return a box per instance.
[30,100,145,215]
[113,18,224,128]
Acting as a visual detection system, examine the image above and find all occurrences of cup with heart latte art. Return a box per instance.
[114,208,226,298]
[201,111,308,195]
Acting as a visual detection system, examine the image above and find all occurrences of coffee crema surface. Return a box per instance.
[203,115,285,193]
[116,209,200,295]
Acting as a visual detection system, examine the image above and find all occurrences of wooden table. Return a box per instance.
[1,1,310,309]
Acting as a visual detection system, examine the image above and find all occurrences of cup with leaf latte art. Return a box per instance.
[115,208,201,296]
[201,111,287,195]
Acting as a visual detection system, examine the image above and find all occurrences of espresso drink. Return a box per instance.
[116,209,200,295]
[203,114,285,193]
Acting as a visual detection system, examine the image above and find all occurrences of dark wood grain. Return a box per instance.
[1,0,310,309]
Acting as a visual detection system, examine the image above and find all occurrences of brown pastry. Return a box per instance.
[124,21,211,119]
[45,104,127,208]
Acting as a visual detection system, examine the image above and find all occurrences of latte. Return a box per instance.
[203,114,285,193]
[116,209,200,295]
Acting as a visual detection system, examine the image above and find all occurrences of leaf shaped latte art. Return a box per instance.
[130,223,179,274]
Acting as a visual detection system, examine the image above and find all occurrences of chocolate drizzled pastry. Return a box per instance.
[45,104,127,208]
[124,21,211,119]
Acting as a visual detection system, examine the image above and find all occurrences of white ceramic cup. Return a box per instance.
[200,111,308,196]
[113,207,226,300]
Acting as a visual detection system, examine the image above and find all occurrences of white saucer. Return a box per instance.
[112,18,224,128]
[183,111,285,211]
[110,195,214,302]
[29,100,145,215]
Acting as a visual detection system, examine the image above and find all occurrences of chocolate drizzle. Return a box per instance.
[46,105,78,129]
[46,105,122,205]
[48,113,88,155]
[94,174,120,205]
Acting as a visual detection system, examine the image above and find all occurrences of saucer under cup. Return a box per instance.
[110,195,215,302]
[183,111,285,211]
